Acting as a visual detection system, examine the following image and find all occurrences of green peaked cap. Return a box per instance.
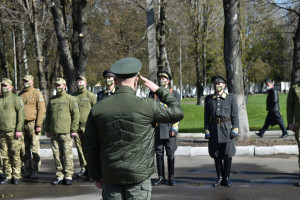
[110,57,142,79]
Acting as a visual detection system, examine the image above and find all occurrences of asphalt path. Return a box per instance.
[0,155,299,200]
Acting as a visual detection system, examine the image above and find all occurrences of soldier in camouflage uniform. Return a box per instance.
[287,80,300,187]
[72,76,96,177]
[19,75,46,179]
[0,78,25,185]
[45,78,79,185]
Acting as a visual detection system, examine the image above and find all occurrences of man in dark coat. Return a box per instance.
[149,70,181,186]
[256,79,288,138]
[204,75,239,187]
[97,70,116,101]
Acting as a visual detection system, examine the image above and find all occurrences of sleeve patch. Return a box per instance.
[159,102,168,108]
[39,94,44,102]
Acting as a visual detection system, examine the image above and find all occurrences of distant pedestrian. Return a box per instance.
[97,69,116,101]
[256,79,288,138]
[72,76,96,178]
[204,75,239,187]
[45,78,79,185]
[19,75,46,179]
[149,70,181,186]
[84,57,184,199]
[286,80,300,187]
[0,78,25,185]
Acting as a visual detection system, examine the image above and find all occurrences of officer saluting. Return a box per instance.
[149,70,181,186]
[204,75,238,187]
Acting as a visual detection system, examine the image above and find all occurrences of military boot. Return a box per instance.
[153,155,165,186]
[168,156,175,186]
[213,158,223,187]
[222,158,232,187]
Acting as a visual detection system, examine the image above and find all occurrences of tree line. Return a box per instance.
[0,0,299,140]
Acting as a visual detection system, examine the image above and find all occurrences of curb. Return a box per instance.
[40,145,299,158]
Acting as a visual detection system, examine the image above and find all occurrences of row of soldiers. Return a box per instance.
[0,71,116,185]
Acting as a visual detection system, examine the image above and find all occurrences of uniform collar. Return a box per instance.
[24,86,34,92]
[115,85,136,95]
[104,87,115,94]
[213,92,227,99]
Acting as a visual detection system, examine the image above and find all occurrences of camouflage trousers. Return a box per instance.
[51,133,74,180]
[102,178,152,200]
[0,132,22,179]
[295,122,300,171]
[23,120,41,174]
[74,128,87,170]
[0,140,10,176]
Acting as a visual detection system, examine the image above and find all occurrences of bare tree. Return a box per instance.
[223,0,250,140]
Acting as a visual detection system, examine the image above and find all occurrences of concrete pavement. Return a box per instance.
[0,155,299,199]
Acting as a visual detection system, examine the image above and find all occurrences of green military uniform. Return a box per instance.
[19,75,46,178]
[0,78,25,181]
[287,81,300,181]
[72,76,97,174]
[84,57,184,200]
[45,78,79,182]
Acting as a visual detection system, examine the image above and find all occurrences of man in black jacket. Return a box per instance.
[256,79,288,138]
[149,70,181,186]
[97,70,116,101]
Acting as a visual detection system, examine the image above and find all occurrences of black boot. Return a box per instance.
[168,156,175,186]
[213,158,223,187]
[222,158,232,187]
[153,155,165,186]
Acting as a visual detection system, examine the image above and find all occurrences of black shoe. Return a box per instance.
[169,175,176,186]
[153,176,165,186]
[64,179,72,185]
[0,178,11,185]
[279,133,288,138]
[52,179,63,185]
[30,172,39,179]
[213,177,223,187]
[255,131,264,138]
[22,171,31,178]
[12,179,20,185]
[77,169,87,177]
[222,178,231,187]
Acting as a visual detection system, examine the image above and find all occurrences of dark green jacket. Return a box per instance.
[0,92,25,133]
[84,86,184,185]
[45,92,79,134]
[287,81,300,124]
[72,89,97,130]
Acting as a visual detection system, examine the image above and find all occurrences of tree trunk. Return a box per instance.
[0,20,10,78]
[15,26,23,90]
[156,0,171,84]
[291,15,300,83]
[146,0,157,83]
[21,23,29,75]
[51,0,77,93]
[223,0,250,140]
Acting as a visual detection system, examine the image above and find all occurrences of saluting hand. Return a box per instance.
[15,132,22,139]
[139,75,159,92]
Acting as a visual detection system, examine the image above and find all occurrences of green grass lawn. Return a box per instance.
[179,93,288,133]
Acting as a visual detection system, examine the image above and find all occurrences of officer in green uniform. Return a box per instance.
[84,57,184,200]
[0,78,25,185]
[287,80,300,187]
[149,70,181,186]
[45,78,79,185]
[19,75,46,179]
[97,70,116,101]
[72,76,96,177]
[204,75,239,187]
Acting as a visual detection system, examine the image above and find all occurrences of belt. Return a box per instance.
[214,117,231,124]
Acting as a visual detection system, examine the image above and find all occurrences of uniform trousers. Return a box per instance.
[23,120,41,173]
[155,136,177,157]
[74,128,87,170]
[51,133,74,180]
[295,122,300,170]
[102,178,151,200]
[0,132,22,179]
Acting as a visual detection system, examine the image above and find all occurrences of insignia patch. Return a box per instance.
[20,99,24,107]
[159,102,168,108]
[74,102,78,108]
[39,94,43,102]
